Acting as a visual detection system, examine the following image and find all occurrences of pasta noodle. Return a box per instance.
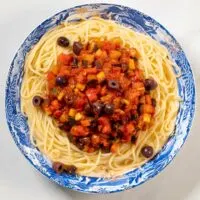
[21,17,179,177]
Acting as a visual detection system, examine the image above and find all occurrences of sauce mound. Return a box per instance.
[34,38,157,154]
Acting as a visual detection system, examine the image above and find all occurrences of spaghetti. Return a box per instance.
[21,17,179,177]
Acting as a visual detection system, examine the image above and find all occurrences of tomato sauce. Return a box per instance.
[36,39,157,154]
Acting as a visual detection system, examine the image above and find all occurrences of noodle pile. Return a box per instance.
[21,17,179,177]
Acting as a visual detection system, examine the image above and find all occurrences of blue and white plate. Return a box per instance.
[5,4,196,193]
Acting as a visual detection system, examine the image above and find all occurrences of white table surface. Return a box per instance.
[0,0,200,199]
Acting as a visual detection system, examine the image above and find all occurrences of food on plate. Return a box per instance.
[21,17,179,177]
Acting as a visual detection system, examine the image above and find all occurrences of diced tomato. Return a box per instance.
[134,69,144,81]
[47,71,55,81]
[75,97,86,111]
[47,72,56,89]
[145,95,152,105]
[58,53,73,65]
[100,50,108,60]
[76,73,86,83]
[139,96,146,104]
[112,97,121,109]
[68,77,75,86]
[128,91,141,102]
[80,119,91,127]
[120,75,131,90]
[133,82,145,91]
[51,100,61,110]
[101,94,113,103]
[100,86,107,96]
[112,112,122,121]
[59,112,68,123]
[111,143,119,153]
[98,117,111,134]
[102,62,112,74]
[101,126,111,135]
[59,65,71,76]
[111,131,117,138]
[112,67,121,75]
[53,110,62,119]
[100,138,110,147]
[51,65,59,75]
[48,81,55,90]
[124,122,135,135]
[43,107,52,115]
[85,88,99,102]
[41,98,50,108]
[122,134,131,142]
[71,125,89,136]
[49,105,56,112]
[102,41,115,51]
[91,134,100,146]
[70,68,82,77]
[132,96,139,105]
[121,50,130,61]
[87,146,95,153]
[84,68,98,74]
[140,104,155,114]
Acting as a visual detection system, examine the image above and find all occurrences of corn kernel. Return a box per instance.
[57,90,65,101]
[121,99,130,105]
[87,74,97,81]
[68,108,76,117]
[143,113,151,123]
[76,83,85,91]
[128,59,135,70]
[59,113,67,123]
[101,94,112,102]
[97,71,105,82]
[83,54,94,64]
[109,50,121,59]
[95,49,102,57]
[75,113,83,121]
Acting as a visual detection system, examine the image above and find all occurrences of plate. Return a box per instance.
[5,3,196,193]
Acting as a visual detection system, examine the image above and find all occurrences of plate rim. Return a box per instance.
[5,3,196,194]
